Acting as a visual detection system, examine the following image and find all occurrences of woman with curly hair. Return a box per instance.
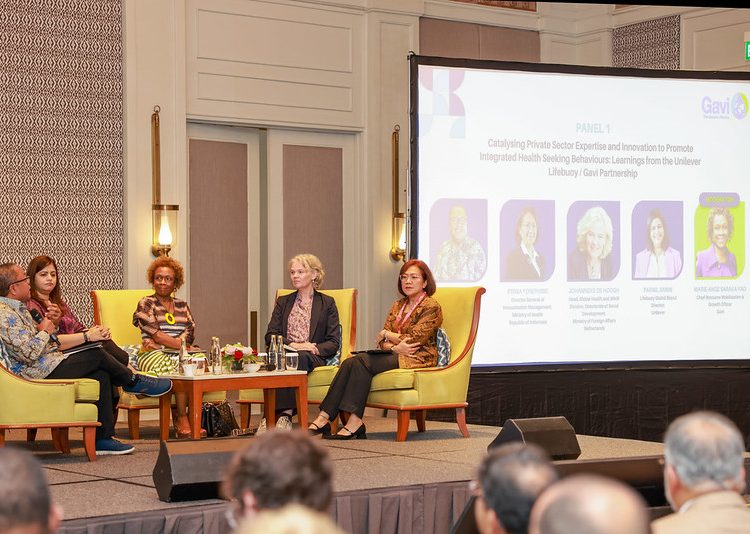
[132,256,196,437]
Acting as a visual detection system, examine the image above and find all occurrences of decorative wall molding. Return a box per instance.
[187,0,365,130]
[0,0,124,325]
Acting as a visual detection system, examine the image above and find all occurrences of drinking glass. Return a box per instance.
[285,352,299,371]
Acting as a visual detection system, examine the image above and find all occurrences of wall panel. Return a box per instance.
[187,0,364,129]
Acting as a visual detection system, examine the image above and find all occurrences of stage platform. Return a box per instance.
[4,416,668,534]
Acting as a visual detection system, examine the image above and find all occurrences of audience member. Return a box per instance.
[233,504,344,534]
[0,262,172,455]
[473,443,558,534]
[0,447,62,533]
[652,410,750,534]
[529,474,650,534]
[222,430,333,529]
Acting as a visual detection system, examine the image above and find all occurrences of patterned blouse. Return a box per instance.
[0,296,66,379]
[132,295,195,349]
[378,295,443,369]
[286,293,312,343]
[27,298,85,334]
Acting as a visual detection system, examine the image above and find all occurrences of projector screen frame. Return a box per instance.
[408,54,750,373]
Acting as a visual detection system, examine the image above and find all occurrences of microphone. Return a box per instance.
[29,309,60,346]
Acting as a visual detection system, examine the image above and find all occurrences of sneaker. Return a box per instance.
[256,418,267,434]
[95,438,135,456]
[123,373,172,397]
[276,414,293,431]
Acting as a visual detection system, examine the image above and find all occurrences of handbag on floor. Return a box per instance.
[201,401,240,437]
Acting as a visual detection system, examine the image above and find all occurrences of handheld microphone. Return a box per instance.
[29,309,60,346]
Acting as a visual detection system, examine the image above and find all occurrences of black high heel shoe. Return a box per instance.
[324,423,367,440]
[308,421,331,437]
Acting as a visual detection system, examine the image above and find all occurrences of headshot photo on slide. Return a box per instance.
[500,200,555,282]
[430,198,488,282]
[694,197,745,279]
[631,201,684,280]
[567,201,620,282]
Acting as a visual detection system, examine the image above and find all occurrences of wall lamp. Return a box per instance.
[150,105,178,257]
[390,124,407,262]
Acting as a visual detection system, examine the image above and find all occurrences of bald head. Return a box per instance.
[529,474,649,534]
[664,411,745,492]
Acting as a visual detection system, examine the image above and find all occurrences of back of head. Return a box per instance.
[530,474,649,534]
[664,410,745,492]
[0,447,54,533]
[223,430,333,514]
[478,443,558,534]
[233,504,345,534]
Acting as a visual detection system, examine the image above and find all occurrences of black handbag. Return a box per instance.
[201,401,239,437]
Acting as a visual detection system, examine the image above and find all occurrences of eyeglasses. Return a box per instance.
[154,275,174,282]
[399,274,423,281]
[9,276,30,286]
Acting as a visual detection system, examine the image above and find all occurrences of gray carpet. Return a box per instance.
[3,416,666,520]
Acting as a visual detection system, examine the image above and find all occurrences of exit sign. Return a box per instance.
[746,41,750,61]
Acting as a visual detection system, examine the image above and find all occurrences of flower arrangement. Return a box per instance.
[221,344,259,370]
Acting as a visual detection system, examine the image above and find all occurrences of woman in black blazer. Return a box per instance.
[261,253,341,432]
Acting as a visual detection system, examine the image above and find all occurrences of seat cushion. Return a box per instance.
[309,365,338,388]
[370,369,414,392]
[32,378,99,402]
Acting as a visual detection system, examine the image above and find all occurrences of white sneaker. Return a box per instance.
[256,417,267,434]
[276,414,293,431]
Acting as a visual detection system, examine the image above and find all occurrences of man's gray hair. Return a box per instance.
[664,411,745,490]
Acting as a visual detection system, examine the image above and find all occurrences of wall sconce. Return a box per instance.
[150,105,179,257]
[390,125,407,262]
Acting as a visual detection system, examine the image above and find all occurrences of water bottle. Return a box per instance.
[267,335,277,371]
[179,336,188,374]
[210,336,221,374]
[277,335,286,372]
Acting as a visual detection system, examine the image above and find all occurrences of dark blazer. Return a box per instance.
[505,247,546,281]
[264,290,341,360]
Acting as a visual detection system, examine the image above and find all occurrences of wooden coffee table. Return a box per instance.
[159,370,308,440]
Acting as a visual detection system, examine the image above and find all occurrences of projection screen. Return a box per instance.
[411,55,750,368]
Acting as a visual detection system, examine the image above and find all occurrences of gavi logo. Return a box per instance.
[701,93,748,119]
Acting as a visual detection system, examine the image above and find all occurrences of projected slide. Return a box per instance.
[413,58,750,367]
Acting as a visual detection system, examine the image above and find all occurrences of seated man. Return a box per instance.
[473,443,558,534]
[0,263,172,455]
[0,447,62,533]
[529,474,650,534]
[652,410,750,534]
[222,430,333,529]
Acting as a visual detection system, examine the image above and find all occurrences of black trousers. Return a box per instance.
[99,339,130,409]
[47,344,133,440]
[319,352,399,419]
[275,351,325,413]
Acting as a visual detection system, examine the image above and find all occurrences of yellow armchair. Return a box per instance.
[366,286,485,441]
[90,289,224,439]
[0,365,100,461]
[237,288,357,427]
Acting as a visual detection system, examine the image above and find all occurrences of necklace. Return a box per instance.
[161,298,176,325]
[394,292,426,333]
